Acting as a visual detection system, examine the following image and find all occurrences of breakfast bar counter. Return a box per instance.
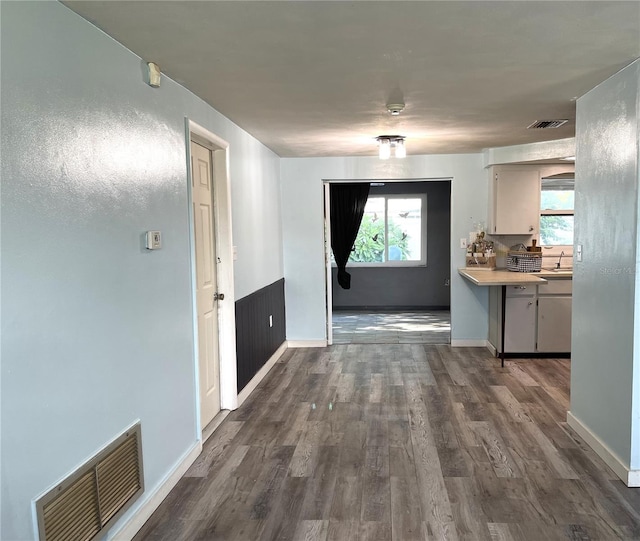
[458,268,548,366]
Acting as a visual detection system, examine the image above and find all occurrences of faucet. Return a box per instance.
[556,250,565,269]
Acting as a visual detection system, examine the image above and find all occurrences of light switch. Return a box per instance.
[576,244,583,262]
[460,238,467,249]
[146,230,162,250]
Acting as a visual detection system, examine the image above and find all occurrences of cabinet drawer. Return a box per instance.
[505,284,536,297]
[538,279,572,295]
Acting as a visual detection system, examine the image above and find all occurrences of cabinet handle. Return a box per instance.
[528,301,533,306]
[516,286,527,290]
[529,226,534,232]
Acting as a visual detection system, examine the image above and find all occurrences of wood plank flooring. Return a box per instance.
[134,345,640,541]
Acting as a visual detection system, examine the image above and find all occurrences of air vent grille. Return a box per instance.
[527,119,569,129]
[36,423,143,541]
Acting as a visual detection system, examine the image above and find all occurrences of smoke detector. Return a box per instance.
[386,103,405,116]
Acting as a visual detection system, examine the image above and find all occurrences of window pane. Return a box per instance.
[349,198,386,263]
[541,189,574,210]
[540,215,573,245]
[387,198,422,261]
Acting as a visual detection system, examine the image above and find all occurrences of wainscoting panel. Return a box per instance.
[235,278,286,392]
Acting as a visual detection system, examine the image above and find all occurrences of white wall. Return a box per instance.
[280,155,489,343]
[0,2,282,539]
[571,59,640,476]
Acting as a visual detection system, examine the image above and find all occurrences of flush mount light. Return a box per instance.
[386,102,405,116]
[376,135,406,159]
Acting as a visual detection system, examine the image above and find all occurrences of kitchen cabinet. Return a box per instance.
[490,284,537,354]
[537,278,572,352]
[489,277,572,355]
[488,167,540,235]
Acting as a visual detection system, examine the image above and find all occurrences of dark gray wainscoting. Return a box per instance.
[235,278,286,393]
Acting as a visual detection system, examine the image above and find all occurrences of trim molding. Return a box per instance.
[486,342,497,356]
[237,341,288,407]
[567,411,639,487]
[110,441,202,540]
[451,339,488,348]
[287,340,328,348]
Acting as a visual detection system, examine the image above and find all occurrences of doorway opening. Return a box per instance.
[187,120,238,441]
[324,179,452,345]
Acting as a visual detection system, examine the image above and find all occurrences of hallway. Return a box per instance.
[134,345,640,541]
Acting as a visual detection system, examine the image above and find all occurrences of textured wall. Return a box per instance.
[280,154,488,343]
[572,59,640,470]
[1,2,283,539]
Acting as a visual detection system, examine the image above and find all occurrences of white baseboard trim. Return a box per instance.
[202,410,230,443]
[237,341,288,407]
[287,340,327,348]
[566,411,640,487]
[111,440,202,540]
[450,339,489,348]
[486,342,497,356]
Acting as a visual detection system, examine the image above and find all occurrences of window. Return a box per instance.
[540,176,574,246]
[348,195,426,265]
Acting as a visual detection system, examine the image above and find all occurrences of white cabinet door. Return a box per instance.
[491,169,540,235]
[537,296,572,352]
[504,296,537,352]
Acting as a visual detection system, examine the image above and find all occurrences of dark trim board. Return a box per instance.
[499,352,571,359]
[235,278,286,392]
[333,306,450,311]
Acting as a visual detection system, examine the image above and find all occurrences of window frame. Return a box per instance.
[346,193,428,268]
[539,183,574,248]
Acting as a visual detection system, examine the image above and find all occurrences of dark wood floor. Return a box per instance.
[134,345,640,541]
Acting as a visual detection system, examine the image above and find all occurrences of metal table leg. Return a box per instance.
[500,284,506,368]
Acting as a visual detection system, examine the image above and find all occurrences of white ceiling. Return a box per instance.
[63,1,640,158]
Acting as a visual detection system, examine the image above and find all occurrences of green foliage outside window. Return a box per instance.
[349,214,409,263]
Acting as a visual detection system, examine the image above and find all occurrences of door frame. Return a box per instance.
[323,177,453,344]
[186,119,238,433]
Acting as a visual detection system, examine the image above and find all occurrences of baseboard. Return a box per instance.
[566,411,639,487]
[287,340,327,348]
[450,339,489,348]
[486,341,497,356]
[237,341,288,407]
[202,410,230,443]
[110,440,202,540]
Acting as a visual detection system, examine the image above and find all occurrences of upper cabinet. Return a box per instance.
[488,166,541,235]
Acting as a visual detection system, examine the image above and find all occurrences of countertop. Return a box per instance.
[458,268,548,286]
[459,267,573,286]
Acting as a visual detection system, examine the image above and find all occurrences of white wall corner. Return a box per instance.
[567,411,639,487]
[109,441,202,540]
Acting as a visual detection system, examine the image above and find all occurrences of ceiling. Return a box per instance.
[63,1,640,158]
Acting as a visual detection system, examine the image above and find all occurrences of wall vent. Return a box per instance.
[527,119,569,129]
[35,423,144,541]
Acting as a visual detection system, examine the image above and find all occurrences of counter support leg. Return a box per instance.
[500,284,506,368]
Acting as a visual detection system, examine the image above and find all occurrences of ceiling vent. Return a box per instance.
[527,119,569,129]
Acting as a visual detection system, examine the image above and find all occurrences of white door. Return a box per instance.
[191,140,221,428]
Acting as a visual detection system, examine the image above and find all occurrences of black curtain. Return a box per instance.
[330,183,371,289]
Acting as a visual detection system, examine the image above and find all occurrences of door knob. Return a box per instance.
[214,292,225,301]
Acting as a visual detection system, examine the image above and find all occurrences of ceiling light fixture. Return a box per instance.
[386,102,405,116]
[376,135,406,159]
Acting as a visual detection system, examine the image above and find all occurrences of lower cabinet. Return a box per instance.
[504,294,537,352]
[489,277,572,355]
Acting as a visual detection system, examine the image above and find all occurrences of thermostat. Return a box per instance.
[146,231,162,250]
